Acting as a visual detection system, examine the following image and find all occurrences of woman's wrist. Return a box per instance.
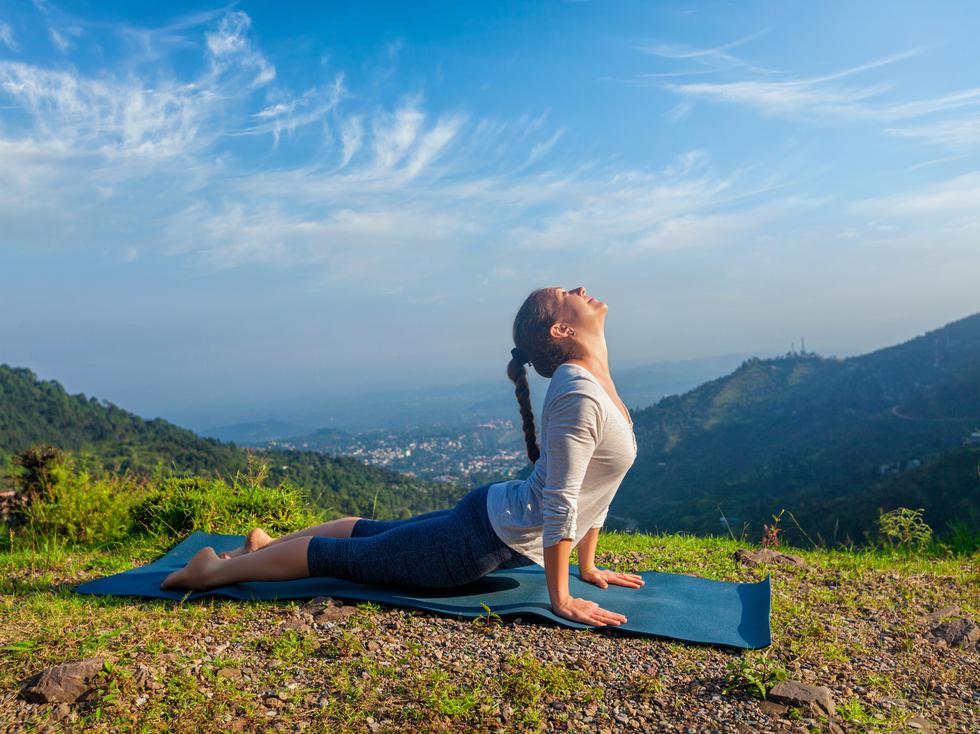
[550,592,571,608]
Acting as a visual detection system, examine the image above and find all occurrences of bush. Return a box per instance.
[130,475,323,539]
[876,507,932,551]
[19,459,147,546]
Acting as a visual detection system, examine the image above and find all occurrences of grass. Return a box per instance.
[2,463,978,732]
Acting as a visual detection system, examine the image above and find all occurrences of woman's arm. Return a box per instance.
[540,391,626,625]
[575,526,600,575]
[544,538,574,607]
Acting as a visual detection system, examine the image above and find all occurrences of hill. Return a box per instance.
[0,365,461,520]
[613,312,980,546]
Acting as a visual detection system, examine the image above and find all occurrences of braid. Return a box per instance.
[507,358,540,463]
[508,286,580,468]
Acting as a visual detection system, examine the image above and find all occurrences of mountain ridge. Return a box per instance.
[611,311,980,546]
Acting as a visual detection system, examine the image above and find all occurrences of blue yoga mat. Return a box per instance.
[72,531,771,649]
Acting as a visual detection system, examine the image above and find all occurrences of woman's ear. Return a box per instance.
[550,322,575,339]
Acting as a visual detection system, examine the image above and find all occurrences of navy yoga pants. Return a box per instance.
[306,483,536,590]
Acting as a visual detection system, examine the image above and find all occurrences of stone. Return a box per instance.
[283,619,312,633]
[17,657,107,704]
[733,548,807,568]
[923,606,960,624]
[301,595,336,612]
[928,618,979,648]
[768,680,835,717]
[313,604,357,624]
[759,700,788,717]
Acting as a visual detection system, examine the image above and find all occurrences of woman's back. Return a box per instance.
[486,362,637,567]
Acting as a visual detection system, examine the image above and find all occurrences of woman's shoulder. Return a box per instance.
[544,365,608,415]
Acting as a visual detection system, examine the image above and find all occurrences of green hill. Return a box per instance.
[612,312,980,546]
[0,365,461,520]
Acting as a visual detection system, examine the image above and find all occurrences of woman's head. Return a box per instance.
[507,285,608,463]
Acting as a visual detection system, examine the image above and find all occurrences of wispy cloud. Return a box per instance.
[0,21,17,51]
[652,44,980,144]
[885,117,980,149]
[49,27,72,52]
[0,8,860,289]
[635,29,777,75]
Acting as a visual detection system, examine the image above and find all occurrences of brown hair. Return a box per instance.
[507,287,582,463]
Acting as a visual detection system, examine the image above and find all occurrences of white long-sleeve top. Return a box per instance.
[485,362,638,567]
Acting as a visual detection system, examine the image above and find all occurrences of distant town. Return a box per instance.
[268,418,530,487]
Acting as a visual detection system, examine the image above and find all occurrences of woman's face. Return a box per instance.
[550,285,607,334]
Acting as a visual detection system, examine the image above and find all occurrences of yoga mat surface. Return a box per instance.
[72,531,771,649]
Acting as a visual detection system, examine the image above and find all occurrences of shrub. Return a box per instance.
[876,507,932,551]
[18,458,147,546]
[130,475,322,539]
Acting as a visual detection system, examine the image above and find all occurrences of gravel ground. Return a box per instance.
[3,550,978,733]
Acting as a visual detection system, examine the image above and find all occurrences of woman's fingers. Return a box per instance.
[592,606,627,625]
[605,572,644,588]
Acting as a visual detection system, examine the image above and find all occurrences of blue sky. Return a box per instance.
[1,0,978,428]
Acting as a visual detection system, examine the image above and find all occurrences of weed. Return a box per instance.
[628,672,665,699]
[722,651,789,699]
[761,509,786,548]
[472,602,503,630]
[877,507,932,551]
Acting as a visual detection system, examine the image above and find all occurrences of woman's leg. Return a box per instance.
[345,508,455,537]
[161,537,312,590]
[219,507,457,558]
[162,485,506,591]
[218,516,364,558]
[307,486,508,589]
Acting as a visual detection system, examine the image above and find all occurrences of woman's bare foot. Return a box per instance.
[160,547,224,590]
[218,528,273,559]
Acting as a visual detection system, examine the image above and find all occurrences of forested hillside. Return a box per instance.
[0,365,461,519]
[612,312,980,546]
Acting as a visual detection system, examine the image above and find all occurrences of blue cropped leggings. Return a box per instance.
[306,483,536,590]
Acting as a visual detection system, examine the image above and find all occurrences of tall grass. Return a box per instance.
[2,455,324,553]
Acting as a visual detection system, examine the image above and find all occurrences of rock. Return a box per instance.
[283,618,312,633]
[132,663,154,688]
[17,657,108,704]
[905,715,937,731]
[923,605,960,624]
[313,604,357,624]
[733,548,807,568]
[301,595,336,612]
[759,700,788,717]
[768,680,835,717]
[927,618,979,648]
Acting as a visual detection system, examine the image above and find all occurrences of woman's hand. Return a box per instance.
[579,567,645,590]
[552,596,627,626]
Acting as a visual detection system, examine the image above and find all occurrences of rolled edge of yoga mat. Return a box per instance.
[71,530,773,649]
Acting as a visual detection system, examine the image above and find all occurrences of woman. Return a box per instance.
[161,286,643,627]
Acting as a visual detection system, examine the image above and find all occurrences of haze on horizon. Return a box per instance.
[1,0,978,430]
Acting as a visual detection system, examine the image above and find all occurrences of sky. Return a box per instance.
[1,0,979,429]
